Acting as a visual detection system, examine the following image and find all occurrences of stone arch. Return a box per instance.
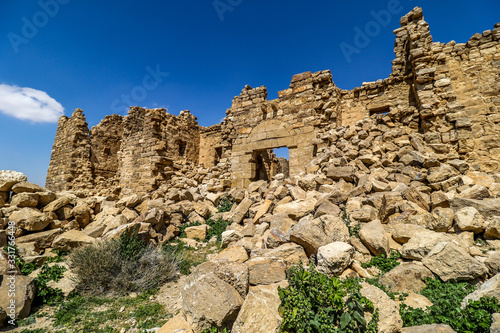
[231,119,316,187]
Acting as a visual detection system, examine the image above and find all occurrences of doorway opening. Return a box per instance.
[252,147,290,181]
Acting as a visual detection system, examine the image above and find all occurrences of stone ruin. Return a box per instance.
[46,7,500,195]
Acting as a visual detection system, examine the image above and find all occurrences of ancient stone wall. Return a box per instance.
[46,7,499,193]
[46,109,93,192]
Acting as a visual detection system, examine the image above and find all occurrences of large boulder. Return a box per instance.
[289,215,349,256]
[390,223,427,244]
[485,217,500,240]
[250,243,309,268]
[359,220,390,256]
[52,230,96,251]
[0,275,35,320]
[454,207,485,233]
[214,246,249,263]
[380,263,434,293]
[273,198,317,220]
[9,208,52,231]
[360,283,402,333]
[316,242,354,277]
[11,181,44,194]
[451,198,500,216]
[247,257,286,285]
[231,281,288,333]
[0,171,27,191]
[229,198,253,224]
[422,241,488,281]
[10,193,39,207]
[181,262,245,331]
[16,228,63,249]
[401,230,451,260]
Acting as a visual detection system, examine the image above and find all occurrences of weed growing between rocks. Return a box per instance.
[217,197,234,213]
[68,230,178,295]
[361,251,401,273]
[399,278,499,333]
[162,239,221,275]
[278,264,378,333]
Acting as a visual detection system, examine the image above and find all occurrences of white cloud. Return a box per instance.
[0,84,64,123]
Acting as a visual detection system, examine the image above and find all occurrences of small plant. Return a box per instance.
[361,251,401,273]
[33,263,66,305]
[217,197,234,213]
[400,278,499,332]
[278,264,378,332]
[342,210,360,237]
[3,245,39,275]
[205,218,232,243]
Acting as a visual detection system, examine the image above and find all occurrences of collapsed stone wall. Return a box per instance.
[46,7,499,196]
[46,107,201,195]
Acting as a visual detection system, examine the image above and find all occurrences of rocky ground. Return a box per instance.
[2,116,500,332]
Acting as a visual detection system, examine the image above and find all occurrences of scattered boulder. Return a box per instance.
[422,241,488,281]
[0,170,27,191]
[360,283,402,333]
[454,207,485,233]
[316,242,354,277]
[0,275,35,319]
[401,324,456,333]
[9,208,52,231]
[232,281,288,333]
[359,220,390,256]
[461,273,500,308]
[52,230,96,251]
[247,257,286,285]
[380,263,434,293]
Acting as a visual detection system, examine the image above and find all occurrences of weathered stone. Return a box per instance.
[273,198,317,220]
[390,223,427,244]
[0,275,35,319]
[289,215,349,256]
[185,225,207,240]
[360,283,402,333]
[485,251,500,274]
[317,242,354,277]
[229,198,253,224]
[422,241,488,281]
[43,195,73,213]
[221,230,243,248]
[380,263,434,293]
[401,230,451,260]
[9,208,52,231]
[52,230,96,251]
[451,198,500,216]
[461,273,500,308]
[485,217,500,240]
[214,246,249,263]
[16,228,63,249]
[158,313,193,333]
[401,324,456,333]
[326,166,355,182]
[11,181,45,194]
[454,206,485,233]
[0,170,27,191]
[10,193,39,207]
[250,243,309,268]
[232,281,288,333]
[359,220,390,256]
[248,257,286,285]
[181,262,244,331]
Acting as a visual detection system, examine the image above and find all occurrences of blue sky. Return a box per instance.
[1,0,499,186]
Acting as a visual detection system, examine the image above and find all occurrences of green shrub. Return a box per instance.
[3,245,39,275]
[206,218,232,243]
[33,263,66,305]
[68,232,178,295]
[217,197,234,213]
[400,278,499,333]
[278,264,378,333]
[361,251,401,273]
